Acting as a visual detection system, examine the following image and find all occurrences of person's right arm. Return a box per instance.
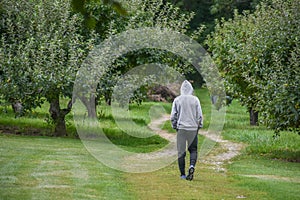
[196,98,203,129]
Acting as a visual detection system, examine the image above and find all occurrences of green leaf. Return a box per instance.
[71,0,86,14]
[111,2,127,16]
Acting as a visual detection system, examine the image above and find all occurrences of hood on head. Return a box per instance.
[180,80,193,95]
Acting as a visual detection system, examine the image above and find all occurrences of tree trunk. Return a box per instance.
[11,100,23,117]
[249,109,259,126]
[86,98,97,118]
[49,95,72,136]
[105,92,111,106]
[79,94,97,118]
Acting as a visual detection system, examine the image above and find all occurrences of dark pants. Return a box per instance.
[177,129,198,176]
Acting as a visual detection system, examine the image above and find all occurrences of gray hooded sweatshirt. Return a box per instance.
[170,80,203,131]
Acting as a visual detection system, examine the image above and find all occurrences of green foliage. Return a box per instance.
[89,0,204,105]
[71,0,127,39]
[0,0,96,135]
[210,0,263,18]
[71,0,128,28]
[0,0,90,106]
[167,0,263,44]
[206,0,300,133]
[0,0,204,122]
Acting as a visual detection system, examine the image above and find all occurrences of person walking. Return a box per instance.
[170,80,203,181]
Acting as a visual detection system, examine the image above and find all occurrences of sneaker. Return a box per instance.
[186,166,195,181]
[180,175,186,179]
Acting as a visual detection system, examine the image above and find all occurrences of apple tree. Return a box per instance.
[0,0,94,136]
[206,0,300,133]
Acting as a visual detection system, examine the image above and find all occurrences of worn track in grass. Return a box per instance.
[148,114,245,172]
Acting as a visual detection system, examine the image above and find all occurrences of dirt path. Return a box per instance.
[198,130,244,172]
[148,114,244,172]
[148,114,176,142]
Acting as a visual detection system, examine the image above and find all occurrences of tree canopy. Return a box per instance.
[0,0,203,135]
[206,0,300,134]
[0,0,94,135]
[1,0,299,136]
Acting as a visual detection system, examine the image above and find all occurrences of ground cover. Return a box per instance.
[0,134,136,199]
[0,88,299,199]
[125,89,300,200]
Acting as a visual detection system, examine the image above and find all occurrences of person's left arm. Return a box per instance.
[170,100,178,130]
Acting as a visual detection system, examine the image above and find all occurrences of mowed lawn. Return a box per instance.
[1,133,299,200]
[0,89,299,199]
[0,135,135,200]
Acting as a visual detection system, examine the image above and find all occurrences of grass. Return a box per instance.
[0,101,76,136]
[125,163,269,200]
[125,89,300,200]
[228,155,300,200]
[102,128,168,153]
[95,102,170,153]
[0,134,136,200]
[0,88,300,199]
[223,100,300,162]
[124,134,268,200]
[224,128,300,161]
